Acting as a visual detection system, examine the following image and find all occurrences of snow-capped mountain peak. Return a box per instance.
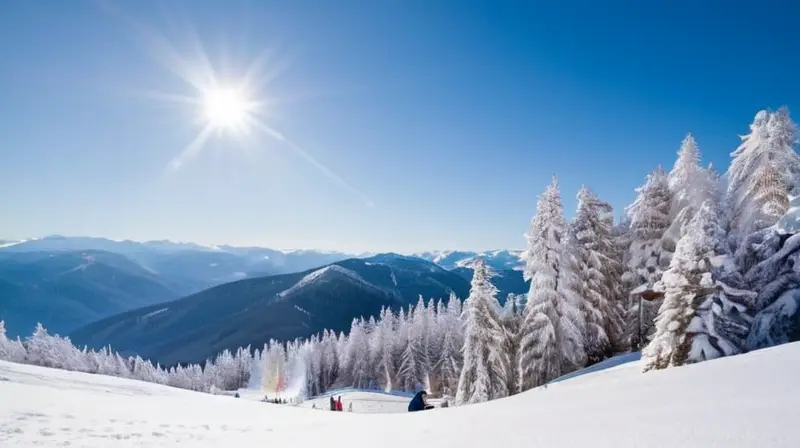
[412,249,523,271]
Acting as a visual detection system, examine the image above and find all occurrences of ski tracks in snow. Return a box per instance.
[1,409,272,445]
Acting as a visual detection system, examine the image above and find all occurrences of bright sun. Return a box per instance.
[203,87,252,131]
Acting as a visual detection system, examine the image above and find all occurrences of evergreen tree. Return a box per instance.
[500,294,522,395]
[435,293,464,397]
[573,185,624,364]
[643,200,750,370]
[411,296,433,391]
[24,323,61,368]
[382,307,398,391]
[624,166,673,350]
[517,177,587,392]
[344,318,371,389]
[728,108,799,246]
[665,134,716,245]
[397,328,419,391]
[0,320,27,363]
[455,259,508,405]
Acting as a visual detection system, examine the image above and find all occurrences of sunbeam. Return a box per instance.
[251,120,376,207]
[168,124,214,171]
[97,0,374,206]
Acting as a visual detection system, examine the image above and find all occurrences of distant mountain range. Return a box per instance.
[3,236,525,273]
[69,253,528,365]
[0,250,181,338]
[414,250,524,271]
[1,236,529,360]
[1,236,356,285]
[0,236,359,337]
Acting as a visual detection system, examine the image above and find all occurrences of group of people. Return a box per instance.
[309,390,439,413]
[329,396,345,411]
[263,395,289,405]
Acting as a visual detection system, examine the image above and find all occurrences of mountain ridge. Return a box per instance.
[68,253,529,365]
[2,236,524,271]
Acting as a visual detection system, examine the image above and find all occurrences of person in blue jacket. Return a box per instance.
[408,390,433,412]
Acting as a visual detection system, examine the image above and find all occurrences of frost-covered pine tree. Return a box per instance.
[321,330,340,390]
[623,166,673,350]
[434,293,464,397]
[392,307,410,388]
[643,200,752,370]
[397,328,419,391]
[572,186,625,364]
[344,318,371,389]
[728,108,800,248]
[0,320,27,363]
[132,356,157,383]
[720,109,800,351]
[517,177,587,392]
[24,323,61,368]
[396,302,425,391]
[424,298,442,392]
[429,299,448,392]
[369,307,396,391]
[500,294,522,394]
[304,335,323,396]
[410,296,433,391]
[665,133,716,245]
[455,259,508,405]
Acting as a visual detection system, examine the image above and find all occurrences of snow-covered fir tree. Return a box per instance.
[728,108,800,250]
[397,312,421,391]
[0,320,26,363]
[665,133,716,245]
[455,259,508,405]
[343,318,371,389]
[720,107,800,350]
[436,293,464,397]
[572,185,625,364]
[500,294,522,395]
[623,166,673,350]
[643,200,754,370]
[517,177,587,392]
[411,296,434,391]
[370,307,396,391]
[741,226,800,350]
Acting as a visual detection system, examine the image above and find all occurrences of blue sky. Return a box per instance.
[1,0,799,253]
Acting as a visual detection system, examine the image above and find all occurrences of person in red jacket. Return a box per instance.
[336,396,343,411]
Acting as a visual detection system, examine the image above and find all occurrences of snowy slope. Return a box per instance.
[297,390,449,414]
[276,264,389,299]
[547,351,642,384]
[300,391,413,413]
[0,240,21,248]
[3,342,800,446]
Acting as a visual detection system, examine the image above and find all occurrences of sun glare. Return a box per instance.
[127,7,374,205]
[203,87,252,132]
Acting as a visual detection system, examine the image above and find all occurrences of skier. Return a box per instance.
[330,396,336,411]
[408,390,433,412]
[336,396,343,411]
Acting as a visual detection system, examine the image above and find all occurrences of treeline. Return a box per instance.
[0,320,253,393]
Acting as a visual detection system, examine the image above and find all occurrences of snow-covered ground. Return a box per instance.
[295,389,446,413]
[300,391,412,413]
[547,351,641,384]
[3,342,800,446]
